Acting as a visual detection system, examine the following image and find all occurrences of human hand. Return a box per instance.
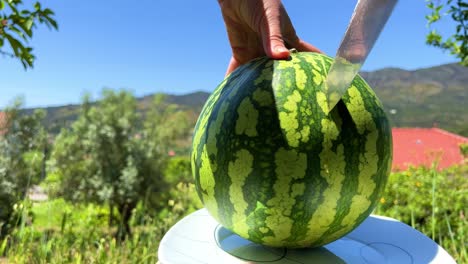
[218,0,321,76]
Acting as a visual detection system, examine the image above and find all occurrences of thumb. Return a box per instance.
[225,56,241,76]
[258,4,290,59]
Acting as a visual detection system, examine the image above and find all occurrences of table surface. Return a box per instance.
[158,209,456,264]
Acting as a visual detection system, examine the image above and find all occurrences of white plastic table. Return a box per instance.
[158,209,456,264]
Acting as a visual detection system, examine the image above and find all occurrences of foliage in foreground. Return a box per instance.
[0,0,58,68]
[0,165,465,263]
[426,0,468,66]
[1,181,202,264]
[375,164,467,262]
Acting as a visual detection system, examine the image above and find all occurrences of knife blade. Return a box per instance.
[324,0,398,114]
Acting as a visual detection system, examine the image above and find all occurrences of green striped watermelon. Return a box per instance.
[191,51,392,248]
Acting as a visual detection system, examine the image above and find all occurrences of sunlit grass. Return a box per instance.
[375,164,467,262]
[1,166,466,263]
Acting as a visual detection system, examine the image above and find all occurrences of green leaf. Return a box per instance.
[0,235,8,256]
[1,1,59,69]
[24,17,33,31]
[15,17,34,37]
[34,1,41,11]
[43,16,58,30]
[42,8,53,16]
[9,25,26,40]
[427,1,434,9]
[5,33,22,56]
[6,1,18,13]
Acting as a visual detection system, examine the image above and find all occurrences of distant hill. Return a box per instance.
[23,63,468,136]
[360,63,468,136]
[139,91,210,111]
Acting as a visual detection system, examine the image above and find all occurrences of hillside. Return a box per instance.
[361,63,468,136]
[23,62,468,136]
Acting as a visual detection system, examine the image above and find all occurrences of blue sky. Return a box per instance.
[0,0,458,108]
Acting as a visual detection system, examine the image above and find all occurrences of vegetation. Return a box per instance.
[1,165,466,263]
[1,182,202,264]
[425,0,468,66]
[50,90,191,239]
[375,165,467,262]
[360,63,468,136]
[0,100,47,237]
[0,1,464,262]
[0,0,58,69]
[0,90,466,263]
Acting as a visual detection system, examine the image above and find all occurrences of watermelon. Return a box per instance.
[191,51,392,248]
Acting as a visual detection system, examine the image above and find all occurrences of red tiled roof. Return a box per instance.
[392,128,467,170]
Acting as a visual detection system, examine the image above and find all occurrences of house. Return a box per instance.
[392,128,468,170]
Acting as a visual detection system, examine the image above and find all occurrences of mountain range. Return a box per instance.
[24,62,468,137]
[360,63,467,136]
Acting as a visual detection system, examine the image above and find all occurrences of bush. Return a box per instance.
[375,165,467,261]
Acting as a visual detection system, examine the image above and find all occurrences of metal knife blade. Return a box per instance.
[324,0,398,114]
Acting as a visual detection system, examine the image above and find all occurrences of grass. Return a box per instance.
[1,166,466,263]
[31,199,109,231]
[2,226,161,263]
[1,182,201,264]
[374,164,467,262]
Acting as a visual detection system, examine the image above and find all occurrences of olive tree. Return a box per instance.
[51,90,190,239]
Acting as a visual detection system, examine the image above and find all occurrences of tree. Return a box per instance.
[0,0,58,69]
[0,100,47,237]
[50,90,189,239]
[426,0,468,66]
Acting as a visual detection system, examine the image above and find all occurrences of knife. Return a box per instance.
[324,0,398,114]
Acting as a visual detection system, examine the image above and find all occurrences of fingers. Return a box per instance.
[221,3,264,69]
[220,0,323,77]
[258,2,322,58]
[225,37,321,77]
[258,1,290,59]
[225,56,241,76]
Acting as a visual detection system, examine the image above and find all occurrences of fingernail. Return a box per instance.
[274,46,288,53]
